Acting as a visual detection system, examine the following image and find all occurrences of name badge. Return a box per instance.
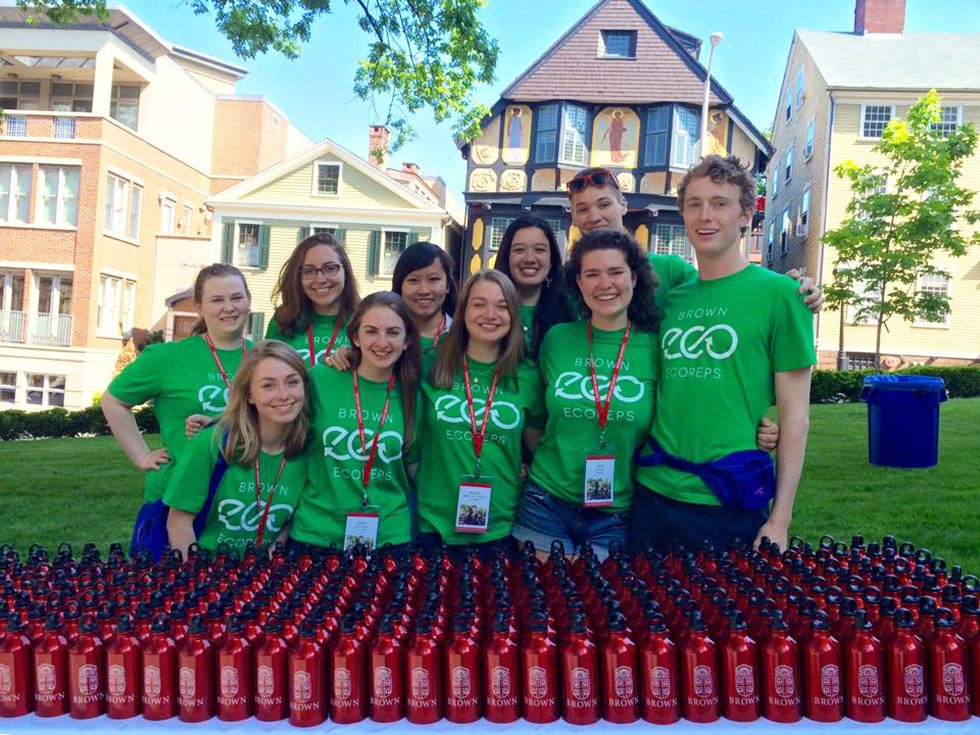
[584,449,615,507]
[344,510,379,552]
[455,476,492,534]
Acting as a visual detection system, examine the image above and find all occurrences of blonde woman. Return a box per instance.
[164,340,311,556]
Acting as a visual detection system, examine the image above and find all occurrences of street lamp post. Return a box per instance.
[698,32,724,160]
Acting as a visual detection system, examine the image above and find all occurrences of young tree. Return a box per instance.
[822,90,980,372]
[17,0,499,151]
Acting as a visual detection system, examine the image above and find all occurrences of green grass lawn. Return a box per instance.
[2,399,979,570]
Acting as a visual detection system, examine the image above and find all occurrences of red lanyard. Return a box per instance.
[253,455,287,547]
[352,371,396,501]
[204,334,245,390]
[431,313,447,349]
[462,354,499,477]
[587,321,631,448]
[307,316,343,367]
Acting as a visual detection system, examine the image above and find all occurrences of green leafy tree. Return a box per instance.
[822,90,980,372]
[17,0,499,151]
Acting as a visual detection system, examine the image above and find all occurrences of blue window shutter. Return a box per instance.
[297,226,310,242]
[249,312,265,341]
[367,230,381,277]
[221,221,234,263]
[336,228,347,246]
[258,225,271,269]
[407,231,419,246]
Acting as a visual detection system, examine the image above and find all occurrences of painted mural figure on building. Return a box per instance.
[602,110,628,163]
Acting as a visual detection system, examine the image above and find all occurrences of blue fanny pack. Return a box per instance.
[129,432,229,559]
[635,438,775,512]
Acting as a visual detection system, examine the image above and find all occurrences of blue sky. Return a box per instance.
[124,0,980,196]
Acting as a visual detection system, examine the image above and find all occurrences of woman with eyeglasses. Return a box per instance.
[265,232,360,368]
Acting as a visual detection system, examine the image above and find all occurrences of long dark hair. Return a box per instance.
[392,241,458,317]
[191,263,250,335]
[494,215,574,359]
[271,233,360,338]
[346,292,420,448]
[564,230,660,332]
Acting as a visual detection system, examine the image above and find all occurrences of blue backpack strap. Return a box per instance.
[192,429,230,539]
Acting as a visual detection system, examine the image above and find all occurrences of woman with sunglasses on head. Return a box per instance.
[265,232,360,368]
[511,230,660,560]
[493,216,576,361]
[164,340,311,557]
[415,270,544,557]
[103,264,254,518]
[288,292,421,553]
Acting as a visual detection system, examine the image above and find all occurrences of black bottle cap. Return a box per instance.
[43,612,62,632]
[188,614,208,636]
[150,614,170,634]
[299,618,317,638]
[894,607,915,629]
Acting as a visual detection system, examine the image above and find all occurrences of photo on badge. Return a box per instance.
[344,511,380,551]
[584,450,615,507]
[455,477,492,533]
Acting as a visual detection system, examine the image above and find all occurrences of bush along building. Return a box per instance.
[457,0,771,274]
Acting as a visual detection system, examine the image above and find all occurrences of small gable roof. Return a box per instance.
[206,138,446,213]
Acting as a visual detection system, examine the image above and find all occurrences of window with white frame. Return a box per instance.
[3,116,27,136]
[799,188,810,236]
[382,231,408,275]
[931,106,961,138]
[314,162,341,196]
[36,275,73,318]
[487,217,515,266]
[861,105,893,138]
[53,117,75,139]
[160,196,176,235]
[785,147,793,182]
[770,165,779,198]
[0,372,14,403]
[916,272,950,326]
[780,209,790,254]
[26,374,65,407]
[0,164,32,223]
[37,166,79,227]
[97,275,121,333]
[784,87,793,122]
[644,106,669,166]
[844,268,881,324]
[0,80,40,110]
[795,66,805,108]
[767,221,775,262]
[0,272,25,313]
[181,204,193,233]
[109,84,140,130]
[104,174,130,236]
[560,104,589,165]
[128,184,142,239]
[236,223,261,267]
[804,118,815,159]
[654,224,689,259]
[121,281,137,333]
[672,107,700,168]
[50,81,93,113]
[535,104,558,162]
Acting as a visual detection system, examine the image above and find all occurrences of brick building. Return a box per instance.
[0,2,311,409]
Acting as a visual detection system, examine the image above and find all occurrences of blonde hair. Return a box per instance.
[215,340,311,466]
[430,270,525,389]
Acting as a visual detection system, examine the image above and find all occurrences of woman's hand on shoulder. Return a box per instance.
[785,269,825,314]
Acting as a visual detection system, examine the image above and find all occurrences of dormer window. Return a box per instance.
[600,31,636,58]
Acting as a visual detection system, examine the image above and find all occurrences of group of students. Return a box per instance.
[103,155,822,562]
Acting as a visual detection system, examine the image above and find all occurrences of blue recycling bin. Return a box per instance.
[860,375,947,468]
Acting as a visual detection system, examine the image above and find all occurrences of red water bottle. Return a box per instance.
[68,615,105,719]
[483,612,520,722]
[369,616,404,722]
[254,616,288,721]
[929,607,971,720]
[0,614,34,717]
[289,618,326,727]
[521,611,559,723]
[844,609,885,722]
[802,610,843,721]
[216,615,252,721]
[886,607,927,721]
[721,611,760,721]
[601,611,639,723]
[560,613,599,724]
[680,610,719,722]
[970,616,980,717]
[33,612,69,717]
[142,614,177,720]
[105,612,142,719]
[639,613,679,724]
[330,615,366,723]
[761,610,801,722]
[445,614,481,722]
[177,614,215,722]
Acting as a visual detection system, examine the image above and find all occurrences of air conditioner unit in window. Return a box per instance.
[796,223,809,237]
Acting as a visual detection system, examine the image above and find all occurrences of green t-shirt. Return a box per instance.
[529,321,659,514]
[107,335,252,502]
[416,357,544,544]
[648,253,698,313]
[266,312,350,367]
[291,366,419,548]
[519,304,536,353]
[163,425,307,553]
[637,264,816,505]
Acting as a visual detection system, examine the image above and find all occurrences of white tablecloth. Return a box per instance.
[0,714,977,734]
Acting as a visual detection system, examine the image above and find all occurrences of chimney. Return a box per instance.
[854,0,905,34]
[401,162,419,175]
[368,125,389,169]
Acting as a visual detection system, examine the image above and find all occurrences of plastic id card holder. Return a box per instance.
[455,476,492,534]
[583,449,615,508]
[344,508,380,552]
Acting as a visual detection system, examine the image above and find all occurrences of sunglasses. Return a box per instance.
[567,169,620,194]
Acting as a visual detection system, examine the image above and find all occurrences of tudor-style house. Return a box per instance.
[763,0,980,369]
[457,0,771,275]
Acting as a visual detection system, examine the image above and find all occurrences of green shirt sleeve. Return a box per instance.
[403,388,423,465]
[771,279,818,372]
[648,253,697,293]
[163,426,219,513]
[107,343,167,405]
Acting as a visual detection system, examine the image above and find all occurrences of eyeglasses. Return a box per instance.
[300,263,342,280]
[567,168,620,194]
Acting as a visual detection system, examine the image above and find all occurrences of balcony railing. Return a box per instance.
[0,311,27,343]
[31,313,73,346]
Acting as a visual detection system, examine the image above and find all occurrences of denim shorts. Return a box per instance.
[511,480,628,561]
[628,482,768,554]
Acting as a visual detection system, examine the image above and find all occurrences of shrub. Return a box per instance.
[810,366,980,403]
[0,405,156,439]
